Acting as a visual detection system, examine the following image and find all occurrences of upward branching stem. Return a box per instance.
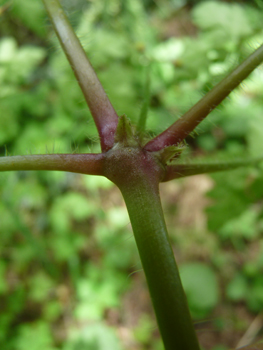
[42,0,119,152]
[144,44,263,152]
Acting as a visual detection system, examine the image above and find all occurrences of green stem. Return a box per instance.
[42,0,119,151]
[0,153,105,175]
[137,65,151,138]
[119,179,200,350]
[163,156,263,181]
[144,44,263,151]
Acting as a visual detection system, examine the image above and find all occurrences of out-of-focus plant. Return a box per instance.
[1,0,263,349]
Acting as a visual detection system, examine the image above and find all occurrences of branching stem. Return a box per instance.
[144,44,263,152]
[163,156,263,181]
[0,153,105,175]
[137,65,151,138]
[104,147,200,350]
[42,0,119,151]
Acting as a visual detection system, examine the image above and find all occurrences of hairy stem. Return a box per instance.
[42,0,119,151]
[144,44,263,151]
[119,178,200,350]
[163,156,263,182]
[104,146,199,349]
[0,154,105,175]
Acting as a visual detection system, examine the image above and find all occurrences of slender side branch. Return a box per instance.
[163,156,263,182]
[137,65,151,138]
[0,153,105,175]
[144,44,263,152]
[42,0,119,151]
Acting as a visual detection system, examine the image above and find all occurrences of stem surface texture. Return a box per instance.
[104,146,200,350]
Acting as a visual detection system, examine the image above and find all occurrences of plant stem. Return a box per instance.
[137,65,151,138]
[119,176,200,350]
[0,153,105,175]
[43,0,119,151]
[163,156,263,181]
[144,43,263,152]
[104,146,200,349]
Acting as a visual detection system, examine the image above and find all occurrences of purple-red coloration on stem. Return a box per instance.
[43,0,119,152]
[144,44,263,152]
[0,153,105,175]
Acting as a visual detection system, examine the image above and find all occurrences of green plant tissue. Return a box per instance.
[192,1,252,39]
[179,262,219,319]
[64,323,122,350]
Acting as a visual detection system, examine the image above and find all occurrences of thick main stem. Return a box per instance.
[104,146,200,349]
[119,176,200,350]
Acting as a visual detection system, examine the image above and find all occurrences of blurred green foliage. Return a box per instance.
[180,263,219,319]
[0,0,263,349]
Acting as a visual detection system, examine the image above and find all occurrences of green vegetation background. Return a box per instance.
[1,0,263,349]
